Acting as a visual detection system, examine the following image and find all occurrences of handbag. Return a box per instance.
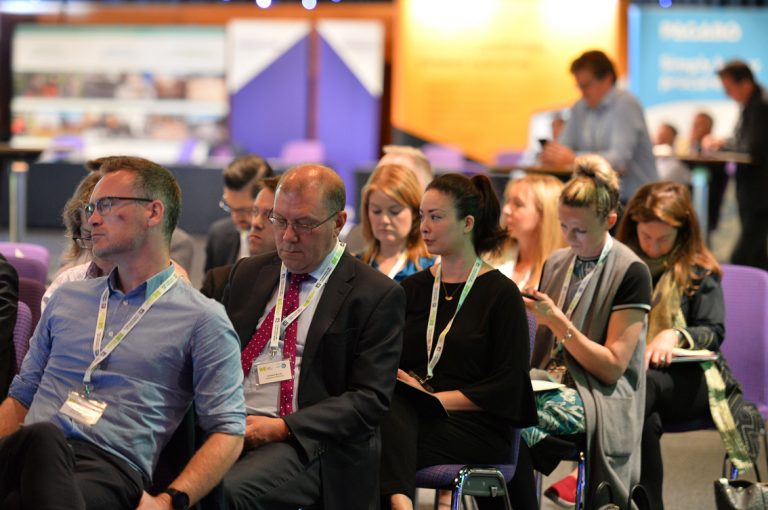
[714,478,768,510]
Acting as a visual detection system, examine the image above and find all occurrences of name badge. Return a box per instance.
[255,360,292,385]
[59,391,107,426]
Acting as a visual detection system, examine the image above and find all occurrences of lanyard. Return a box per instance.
[85,271,179,396]
[373,251,407,280]
[268,241,345,356]
[425,257,483,380]
[556,235,613,320]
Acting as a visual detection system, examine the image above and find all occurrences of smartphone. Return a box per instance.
[521,292,539,301]
[538,138,550,148]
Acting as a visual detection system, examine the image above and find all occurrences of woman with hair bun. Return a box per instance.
[379,173,537,510]
[517,155,652,509]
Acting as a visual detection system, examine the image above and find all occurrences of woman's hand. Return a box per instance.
[522,288,566,331]
[646,329,679,369]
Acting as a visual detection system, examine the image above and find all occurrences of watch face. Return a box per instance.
[166,489,189,510]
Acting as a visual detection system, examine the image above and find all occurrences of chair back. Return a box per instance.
[17,277,45,333]
[3,256,47,286]
[0,242,50,270]
[422,143,464,172]
[720,264,768,418]
[13,302,33,374]
[279,139,325,165]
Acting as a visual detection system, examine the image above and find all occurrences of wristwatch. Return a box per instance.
[162,488,190,510]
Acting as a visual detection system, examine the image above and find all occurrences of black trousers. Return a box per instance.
[379,391,511,505]
[221,440,321,510]
[640,365,710,510]
[0,422,144,510]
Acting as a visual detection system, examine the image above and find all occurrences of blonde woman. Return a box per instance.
[488,174,566,289]
[359,164,434,281]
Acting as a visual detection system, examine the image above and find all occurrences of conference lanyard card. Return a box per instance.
[255,360,292,385]
[59,391,107,426]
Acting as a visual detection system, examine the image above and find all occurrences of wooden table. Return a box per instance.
[0,144,45,242]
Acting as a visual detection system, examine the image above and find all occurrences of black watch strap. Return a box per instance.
[162,488,190,510]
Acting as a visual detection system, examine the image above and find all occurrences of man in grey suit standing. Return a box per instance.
[220,164,405,510]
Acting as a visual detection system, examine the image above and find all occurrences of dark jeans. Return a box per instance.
[0,422,143,510]
[641,365,709,510]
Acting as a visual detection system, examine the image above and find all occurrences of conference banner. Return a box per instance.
[628,6,768,141]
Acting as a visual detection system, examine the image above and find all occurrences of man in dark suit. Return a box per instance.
[708,60,768,270]
[204,155,273,273]
[220,164,405,509]
[201,177,279,302]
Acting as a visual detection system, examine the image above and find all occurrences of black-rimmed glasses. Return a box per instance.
[219,199,253,216]
[84,196,153,218]
[267,210,338,235]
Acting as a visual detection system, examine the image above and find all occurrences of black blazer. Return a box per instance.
[204,218,240,273]
[200,264,232,303]
[222,250,405,509]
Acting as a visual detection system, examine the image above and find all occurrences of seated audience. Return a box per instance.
[219,164,405,509]
[205,154,273,273]
[486,174,565,289]
[0,156,245,509]
[201,176,279,301]
[0,255,18,400]
[517,155,651,509]
[358,164,434,281]
[379,173,537,510]
[345,145,433,254]
[616,181,761,509]
[653,123,691,185]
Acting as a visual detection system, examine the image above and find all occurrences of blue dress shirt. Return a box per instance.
[10,265,245,479]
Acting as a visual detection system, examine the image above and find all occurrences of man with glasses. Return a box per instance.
[204,154,273,273]
[0,156,245,510]
[201,176,279,302]
[541,50,657,204]
[220,164,405,510]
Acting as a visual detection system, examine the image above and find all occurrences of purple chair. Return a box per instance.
[12,302,33,374]
[3,256,47,286]
[422,144,465,173]
[414,311,536,510]
[0,242,50,270]
[17,277,44,333]
[279,139,326,165]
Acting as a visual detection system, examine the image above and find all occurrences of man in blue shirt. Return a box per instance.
[542,50,658,203]
[0,156,245,510]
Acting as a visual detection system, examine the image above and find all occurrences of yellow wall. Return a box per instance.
[392,0,623,163]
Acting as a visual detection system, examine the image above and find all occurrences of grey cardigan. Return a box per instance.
[532,239,651,510]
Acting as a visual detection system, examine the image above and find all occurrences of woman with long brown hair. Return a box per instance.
[616,181,760,509]
[358,164,434,281]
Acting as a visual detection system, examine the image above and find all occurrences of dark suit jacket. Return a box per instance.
[200,264,232,303]
[204,218,240,273]
[0,254,19,399]
[222,250,405,509]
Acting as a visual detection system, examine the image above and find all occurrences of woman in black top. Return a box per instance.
[379,173,537,510]
[616,181,761,509]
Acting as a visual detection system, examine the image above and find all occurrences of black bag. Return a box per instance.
[595,481,620,510]
[594,482,651,510]
[714,478,768,510]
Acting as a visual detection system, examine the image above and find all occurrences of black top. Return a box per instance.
[400,269,537,427]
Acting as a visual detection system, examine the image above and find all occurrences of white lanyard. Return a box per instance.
[425,257,483,380]
[268,242,345,356]
[379,252,407,280]
[556,235,613,320]
[85,271,179,396]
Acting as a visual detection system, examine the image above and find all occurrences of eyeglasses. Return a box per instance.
[67,234,92,249]
[84,196,153,218]
[219,199,253,216]
[268,210,338,235]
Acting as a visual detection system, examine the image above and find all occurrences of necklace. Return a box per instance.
[441,281,463,301]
